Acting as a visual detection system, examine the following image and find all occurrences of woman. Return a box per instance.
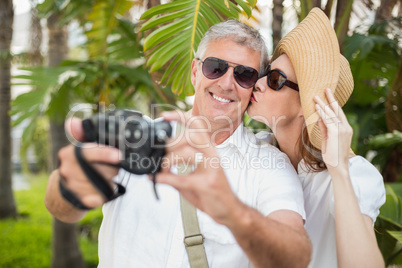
[247,8,385,268]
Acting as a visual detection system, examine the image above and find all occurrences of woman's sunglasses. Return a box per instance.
[260,65,299,92]
[197,57,259,89]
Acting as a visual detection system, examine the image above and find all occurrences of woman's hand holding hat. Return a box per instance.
[314,88,353,171]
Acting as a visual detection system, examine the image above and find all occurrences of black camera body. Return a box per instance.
[82,109,173,175]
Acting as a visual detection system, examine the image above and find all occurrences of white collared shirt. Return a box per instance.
[98,123,305,267]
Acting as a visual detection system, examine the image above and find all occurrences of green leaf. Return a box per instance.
[148,34,189,71]
[198,4,221,26]
[388,231,402,243]
[369,131,402,148]
[58,0,93,25]
[378,184,402,228]
[140,8,193,31]
[144,16,193,51]
[247,0,256,7]
[208,1,240,18]
[11,108,40,127]
[172,56,192,95]
[140,0,194,20]
[85,0,135,59]
[160,53,188,85]
[234,0,252,18]
[21,118,38,145]
[167,53,191,86]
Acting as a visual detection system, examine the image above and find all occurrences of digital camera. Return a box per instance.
[82,109,173,175]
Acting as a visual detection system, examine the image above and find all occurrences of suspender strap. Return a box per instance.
[176,121,208,268]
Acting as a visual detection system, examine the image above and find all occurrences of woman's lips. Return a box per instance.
[250,92,257,102]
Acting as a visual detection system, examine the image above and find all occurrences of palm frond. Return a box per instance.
[140,0,256,96]
[11,66,71,144]
[86,0,135,59]
[58,0,94,25]
[36,0,66,17]
[11,67,69,124]
[107,18,143,61]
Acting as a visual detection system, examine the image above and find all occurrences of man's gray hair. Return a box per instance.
[194,20,268,74]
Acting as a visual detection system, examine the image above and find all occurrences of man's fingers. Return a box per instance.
[161,109,191,123]
[59,144,122,165]
[65,117,86,142]
[92,163,120,178]
[79,144,122,164]
[80,194,105,208]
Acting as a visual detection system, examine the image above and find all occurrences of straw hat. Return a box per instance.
[271,7,354,152]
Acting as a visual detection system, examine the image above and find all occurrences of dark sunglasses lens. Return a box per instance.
[234,66,258,88]
[268,70,285,90]
[202,58,228,79]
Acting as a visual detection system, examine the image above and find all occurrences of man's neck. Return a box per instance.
[190,109,241,146]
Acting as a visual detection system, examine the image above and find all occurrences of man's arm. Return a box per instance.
[45,118,121,223]
[225,204,311,268]
[45,169,88,223]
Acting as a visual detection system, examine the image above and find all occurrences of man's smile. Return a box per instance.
[210,92,234,103]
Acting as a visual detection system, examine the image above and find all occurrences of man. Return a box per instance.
[45,20,311,267]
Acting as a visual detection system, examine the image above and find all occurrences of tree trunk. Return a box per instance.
[377,0,402,183]
[334,0,353,50]
[49,121,85,268]
[0,0,17,219]
[47,12,85,268]
[312,0,322,8]
[147,0,161,9]
[272,0,283,52]
[375,0,398,21]
[323,0,334,17]
[383,56,402,182]
[299,0,313,21]
[386,63,402,133]
[29,5,43,66]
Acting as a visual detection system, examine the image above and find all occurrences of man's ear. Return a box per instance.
[191,58,198,86]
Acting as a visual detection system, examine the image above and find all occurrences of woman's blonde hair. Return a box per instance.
[297,127,327,172]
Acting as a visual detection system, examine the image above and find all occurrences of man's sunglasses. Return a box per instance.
[259,65,299,92]
[197,57,259,89]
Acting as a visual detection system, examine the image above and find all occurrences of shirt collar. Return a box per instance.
[215,122,249,156]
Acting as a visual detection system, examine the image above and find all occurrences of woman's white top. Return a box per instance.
[256,131,386,268]
[298,156,385,267]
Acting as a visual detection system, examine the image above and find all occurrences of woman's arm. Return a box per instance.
[331,168,384,268]
[314,88,384,267]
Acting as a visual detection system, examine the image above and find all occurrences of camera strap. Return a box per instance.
[59,144,126,210]
[177,123,209,268]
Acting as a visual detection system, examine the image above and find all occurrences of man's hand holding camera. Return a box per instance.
[45,117,121,222]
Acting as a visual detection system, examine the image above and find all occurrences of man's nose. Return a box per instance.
[217,66,237,90]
